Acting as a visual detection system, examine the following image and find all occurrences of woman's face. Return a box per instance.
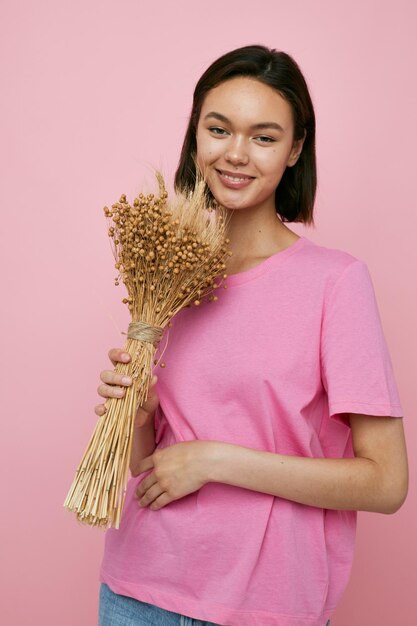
[196,76,304,212]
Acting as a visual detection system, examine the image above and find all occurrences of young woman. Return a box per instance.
[96,45,408,626]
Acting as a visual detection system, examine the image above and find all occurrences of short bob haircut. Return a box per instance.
[174,44,316,225]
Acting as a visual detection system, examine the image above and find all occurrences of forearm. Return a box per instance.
[129,418,157,477]
[207,442,396,514]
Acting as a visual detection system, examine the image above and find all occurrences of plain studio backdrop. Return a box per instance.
[1,1,416,624]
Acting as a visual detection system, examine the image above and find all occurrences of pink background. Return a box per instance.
[1,1,416,624]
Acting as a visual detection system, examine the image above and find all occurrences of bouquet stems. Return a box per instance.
[64,334,157,529]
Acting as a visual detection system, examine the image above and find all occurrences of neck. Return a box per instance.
[223,204,298,269]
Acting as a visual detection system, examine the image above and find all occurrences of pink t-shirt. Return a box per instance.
[99,235,403,626]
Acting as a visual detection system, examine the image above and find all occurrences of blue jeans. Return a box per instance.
[99,582,331,626]
[99,583,221,625]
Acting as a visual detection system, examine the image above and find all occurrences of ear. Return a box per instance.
[287,129,307,167]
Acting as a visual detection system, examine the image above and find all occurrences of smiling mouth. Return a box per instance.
[216,169,255,182]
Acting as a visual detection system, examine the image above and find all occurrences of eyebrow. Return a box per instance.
[203,111,285,132]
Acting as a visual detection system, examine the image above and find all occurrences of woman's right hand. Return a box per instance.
[95,348,159,428]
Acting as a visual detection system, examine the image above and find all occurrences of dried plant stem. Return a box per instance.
[63,338,155,529]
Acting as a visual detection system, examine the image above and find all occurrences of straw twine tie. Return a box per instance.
[126,321,164,344]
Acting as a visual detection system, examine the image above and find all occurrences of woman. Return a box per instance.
[96,45,408,626]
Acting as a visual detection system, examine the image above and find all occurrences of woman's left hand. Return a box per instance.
[135,440,214,510]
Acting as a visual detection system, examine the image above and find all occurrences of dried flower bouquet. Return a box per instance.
[63,171,231,529]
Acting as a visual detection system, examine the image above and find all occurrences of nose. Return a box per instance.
[224,136,249,167]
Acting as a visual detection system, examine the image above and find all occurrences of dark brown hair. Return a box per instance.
[174,44,316,225]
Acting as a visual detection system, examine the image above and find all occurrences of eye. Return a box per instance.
[255,135,275,143]
[208,126,228,136]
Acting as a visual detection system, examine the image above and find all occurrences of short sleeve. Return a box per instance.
[320,260,403,426]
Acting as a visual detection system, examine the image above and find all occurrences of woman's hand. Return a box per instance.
[135,440,215,510]
[95,348,159,428]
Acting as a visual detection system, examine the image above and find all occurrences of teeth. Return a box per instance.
[222,173,250,182]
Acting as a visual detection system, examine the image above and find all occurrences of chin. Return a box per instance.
[217,200,251,211]
[209,189,246,210]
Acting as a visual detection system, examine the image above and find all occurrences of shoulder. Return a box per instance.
[299,236,369,290]
[300,235,364,272]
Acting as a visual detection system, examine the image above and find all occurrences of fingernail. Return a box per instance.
[115,388,124,397]
[121,354,130,362]
[122,376,132,385]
